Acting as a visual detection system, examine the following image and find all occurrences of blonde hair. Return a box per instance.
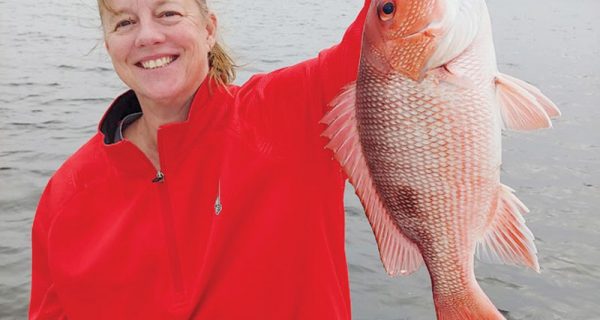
[97,0,236,88]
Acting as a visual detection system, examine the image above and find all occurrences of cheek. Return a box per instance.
[195,30,212,52]
[106,38,130,64]
[186,32,211,59]
[104,35,133,64]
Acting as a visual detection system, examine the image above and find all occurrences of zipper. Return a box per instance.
[123,132,186,303]
[153,169,186,301]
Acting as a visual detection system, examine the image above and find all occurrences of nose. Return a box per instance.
[134,20,166,47]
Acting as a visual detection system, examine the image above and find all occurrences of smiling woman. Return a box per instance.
[101,0,214,103]
[28,0,373,319]
[97,0,227,169]
[100,0,235,83]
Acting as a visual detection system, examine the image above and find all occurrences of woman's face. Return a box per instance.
[101,0,216,105]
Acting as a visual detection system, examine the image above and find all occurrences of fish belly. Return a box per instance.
[356,65,501,294]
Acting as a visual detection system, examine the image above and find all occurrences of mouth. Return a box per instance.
[404,20,444,39]
[136,55,179,70]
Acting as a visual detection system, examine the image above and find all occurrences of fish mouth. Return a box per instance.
[403,20,444,39]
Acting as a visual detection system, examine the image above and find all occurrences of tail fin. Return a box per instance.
[434,285,505,320]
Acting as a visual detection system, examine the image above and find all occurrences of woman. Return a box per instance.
[30,0,371,318]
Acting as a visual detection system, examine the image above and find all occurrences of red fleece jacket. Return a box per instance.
[30,2,370,319]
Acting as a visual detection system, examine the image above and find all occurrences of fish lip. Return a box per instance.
[404,20,444,39]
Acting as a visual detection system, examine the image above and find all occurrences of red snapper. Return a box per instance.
[322,0,560,319]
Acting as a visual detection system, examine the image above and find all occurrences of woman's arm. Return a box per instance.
[235,0,371,153]
[313,0,372,109]
[29,182,68,320]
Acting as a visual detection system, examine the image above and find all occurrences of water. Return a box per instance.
[1,0,599,319]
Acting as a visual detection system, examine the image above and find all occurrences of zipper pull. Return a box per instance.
[152,171,165,183]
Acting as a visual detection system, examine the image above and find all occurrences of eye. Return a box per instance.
[159,11,182,18]
[114,18,135,31]
[378,1,396,21]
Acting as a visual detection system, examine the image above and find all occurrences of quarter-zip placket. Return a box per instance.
[150,131,187,305]
[153,170,186,301]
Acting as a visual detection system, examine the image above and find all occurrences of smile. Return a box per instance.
[137,55,179,70]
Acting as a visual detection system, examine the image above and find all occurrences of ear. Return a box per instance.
[205,13,217,49]
[104,40,110,51]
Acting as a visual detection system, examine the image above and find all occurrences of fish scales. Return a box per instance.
[322,1,559,318]
[357,61,499,296]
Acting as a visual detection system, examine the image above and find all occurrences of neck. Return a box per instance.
[139,94,194,128]
[124,94,194,170]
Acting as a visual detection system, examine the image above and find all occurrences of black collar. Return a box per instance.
[99,90,141,145]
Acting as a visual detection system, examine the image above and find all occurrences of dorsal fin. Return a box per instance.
[321,83,423,276]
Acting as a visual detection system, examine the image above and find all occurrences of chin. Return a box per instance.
[135,80,189,101]
[129,73,205,105]
[142,89,186,103]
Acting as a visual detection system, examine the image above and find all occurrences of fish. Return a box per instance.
[321,0,560,319]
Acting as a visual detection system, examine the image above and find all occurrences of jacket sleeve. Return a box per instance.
[235,0,371,154]
[314,0,371,110]
[29,181,68,320]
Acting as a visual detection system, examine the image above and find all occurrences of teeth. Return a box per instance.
[141,56,175,69]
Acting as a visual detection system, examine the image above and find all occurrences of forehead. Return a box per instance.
[101,0,195,15]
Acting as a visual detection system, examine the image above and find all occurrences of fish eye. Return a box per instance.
[378,1,396,21]
[382,2,395,14]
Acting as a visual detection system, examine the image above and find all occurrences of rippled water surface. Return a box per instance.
[1,0,599,319]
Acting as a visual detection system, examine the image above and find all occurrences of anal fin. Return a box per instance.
[321,83,423,276]
[476,184,540,272]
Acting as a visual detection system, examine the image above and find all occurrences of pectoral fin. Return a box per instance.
[321,83,423,276]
